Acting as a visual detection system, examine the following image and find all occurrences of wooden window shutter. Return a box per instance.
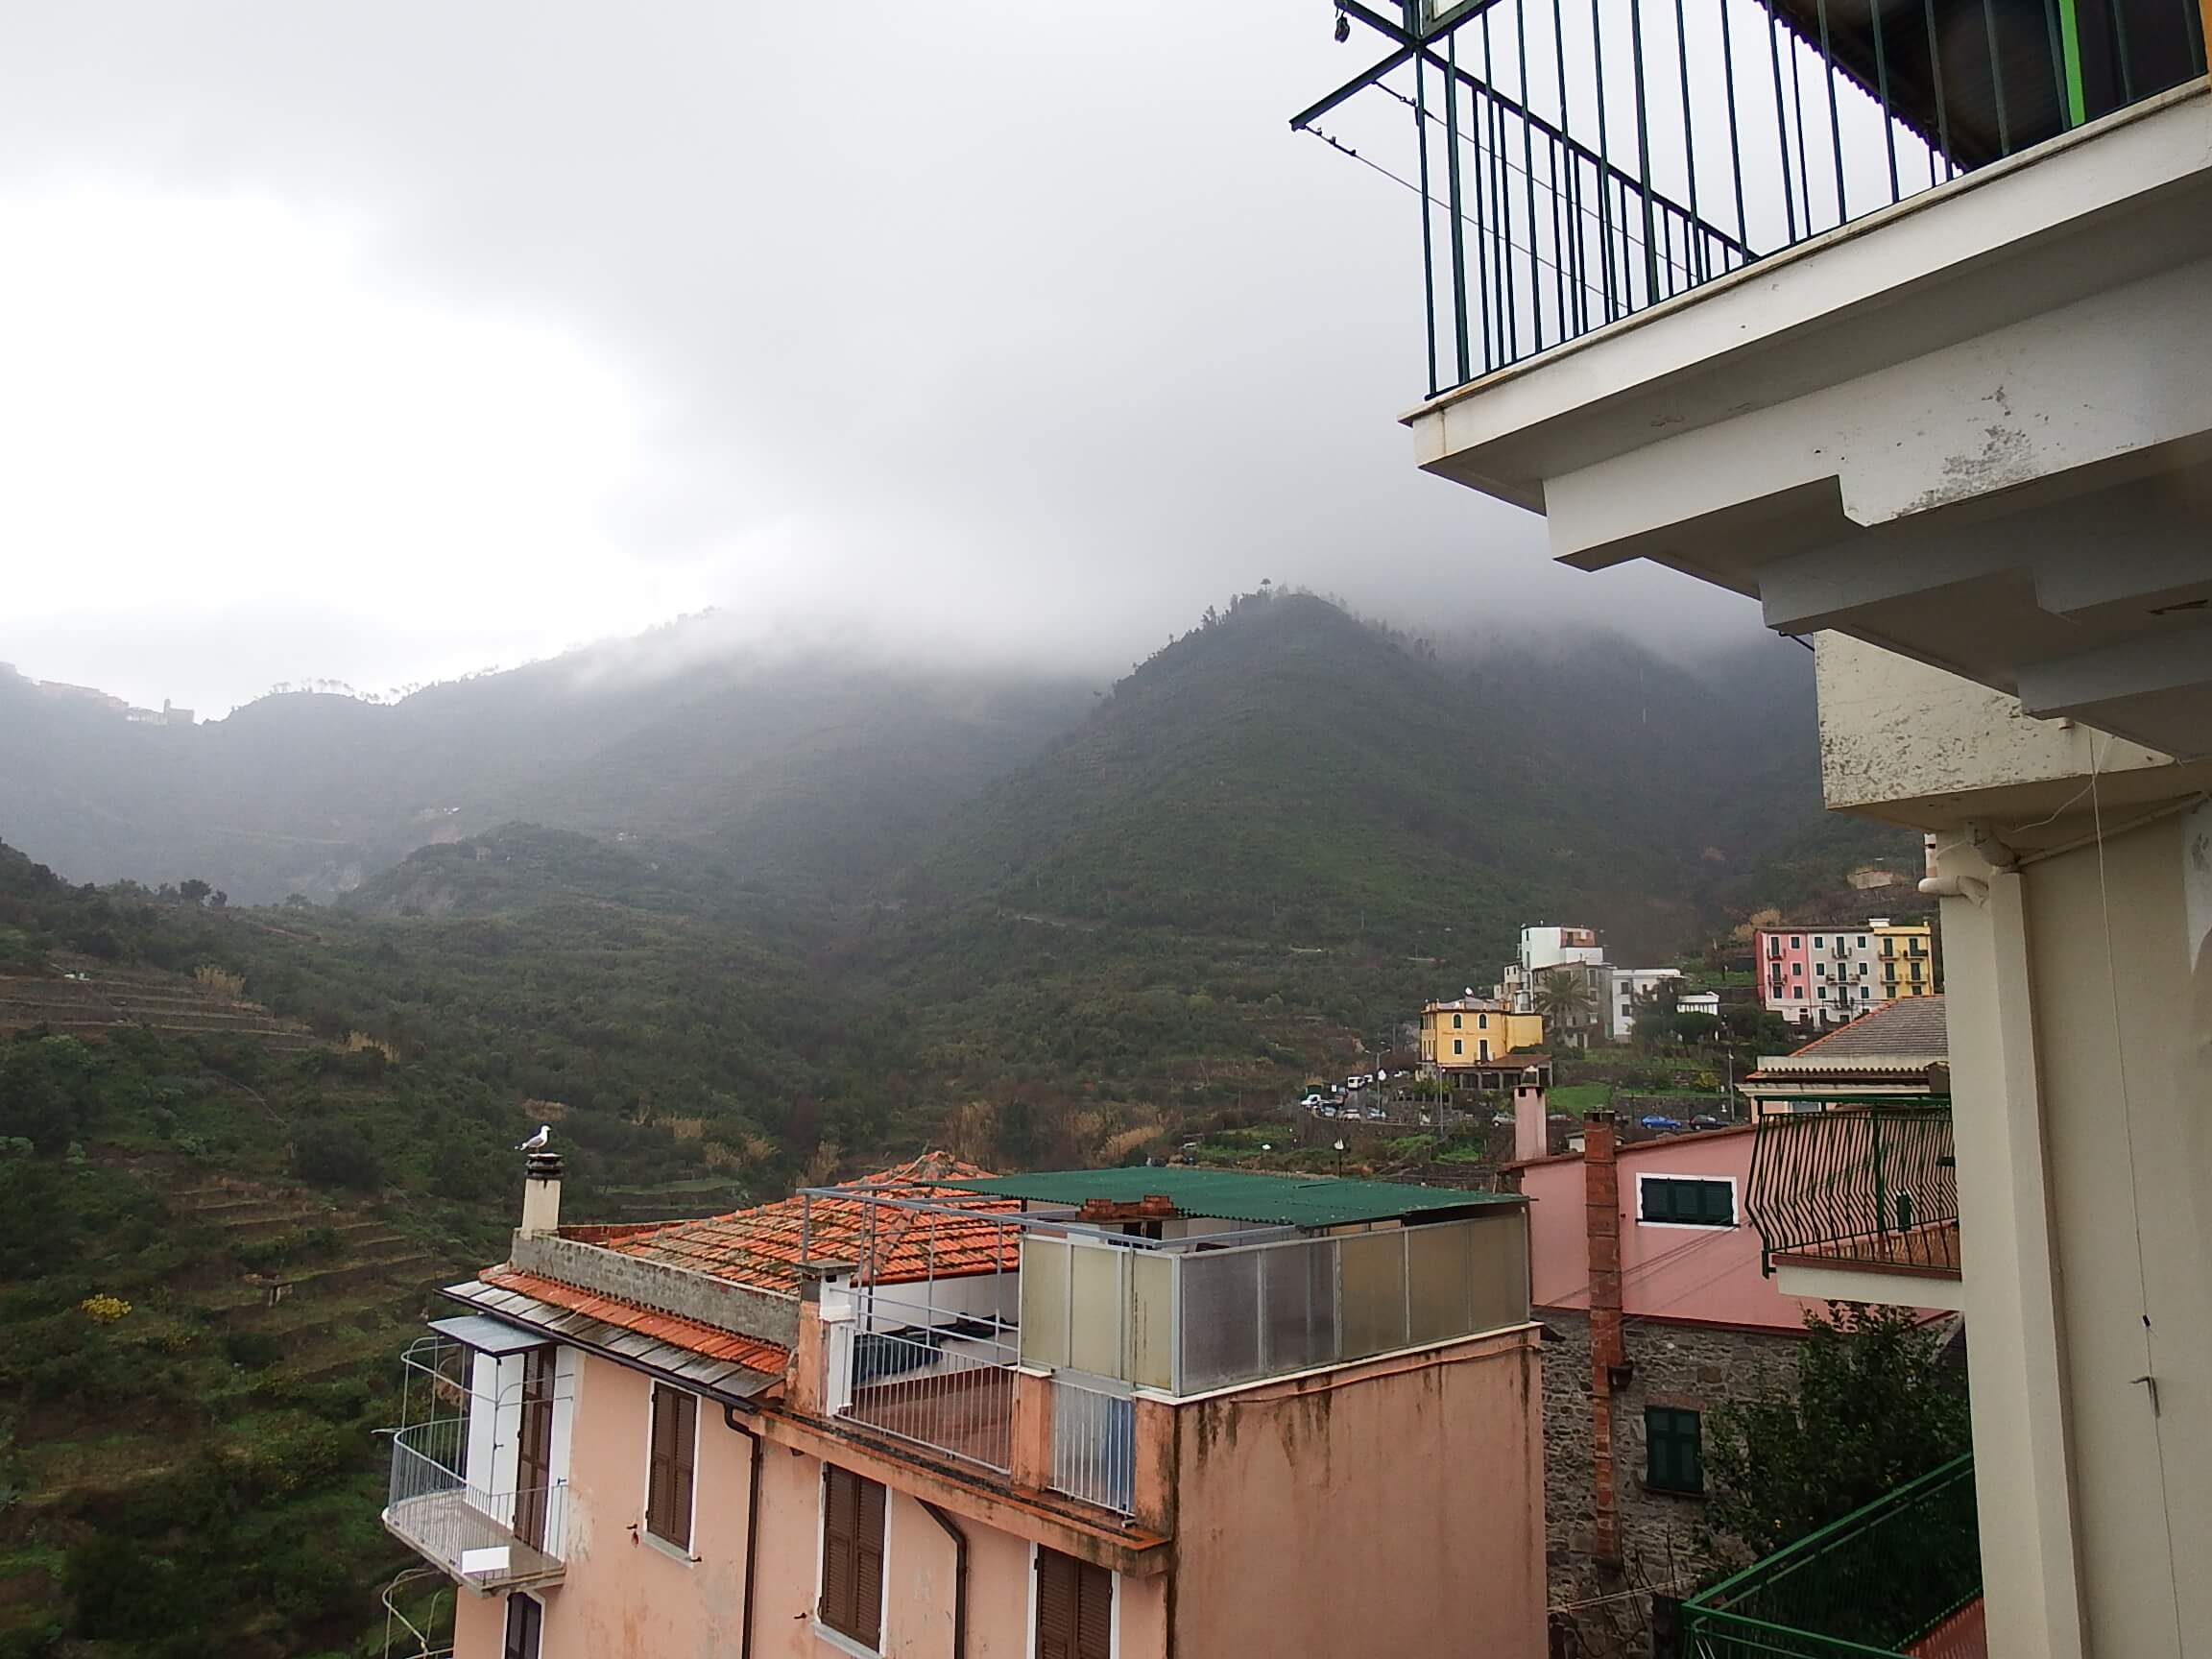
[822,1466,886,1647]
[854,1476,885,1648]
[1076,1557,1112,1659]
[1036,1548,1078,1659]
[503,1593,542,1659]
[1036,1548,1111,1659]
[647,1385,696,1549]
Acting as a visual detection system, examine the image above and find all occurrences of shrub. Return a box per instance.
[290,1124,383,1191]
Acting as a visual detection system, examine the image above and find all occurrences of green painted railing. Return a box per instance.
[1295,0,2208,393]
[1681,1455,1980,1657]
[1743,1101,1958,1277]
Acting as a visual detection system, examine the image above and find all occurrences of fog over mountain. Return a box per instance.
[0,1,1755,719]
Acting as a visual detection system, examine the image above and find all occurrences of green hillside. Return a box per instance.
[915,590,1904,964]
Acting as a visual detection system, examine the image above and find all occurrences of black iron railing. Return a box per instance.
[1744,1100,1959,1276]
[1296,0,2208,392]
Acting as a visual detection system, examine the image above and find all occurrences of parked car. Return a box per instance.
[1491,1112,1516,1127]
[1691,1114,1725,1129]
[1301,1094,1326,1109]
[1365,1106,1388,1121]
[1639,1115,1686,1131]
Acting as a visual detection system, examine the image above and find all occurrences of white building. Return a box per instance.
[1301,13,2212,1655]
[1602,966,1684,1041]
[1499,924,1607,1012]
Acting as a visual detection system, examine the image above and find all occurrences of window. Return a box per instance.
[504,1594,543,1659]
[646,1383,697,1551]
[1791,935,1801,947]
[1792,986,1804,999]
[1451,1012,1462,1029]
[821,1466,887,1649]
[1640,1177,1735,1227]
[1477,1013,1488,1029]
[1791,962,1802,976]
[1646,1407,1704,1494]
[1036,1547,1113,1659]
[1479,1040,1491,1060]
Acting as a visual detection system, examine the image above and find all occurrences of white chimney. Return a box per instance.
[1513,1069,1550,1163]
[520,1151,563,1237]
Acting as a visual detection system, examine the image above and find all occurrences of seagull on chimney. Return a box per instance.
[515,1124,552,1153]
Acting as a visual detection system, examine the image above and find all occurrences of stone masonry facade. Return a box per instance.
[1541,1309,1804,1659]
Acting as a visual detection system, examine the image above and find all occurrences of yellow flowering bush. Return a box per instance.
[78,1293,132,1323]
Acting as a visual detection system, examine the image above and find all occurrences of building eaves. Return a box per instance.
[445,1272,786,1399]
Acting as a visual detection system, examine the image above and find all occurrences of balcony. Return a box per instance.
[384,1423,566,1589]
[1299,0,2206,396]
[1744,1101,1962,1308]
[1681,1455,1983,1657]
[811,1181,1530,1516]
[380,1334,568,1590]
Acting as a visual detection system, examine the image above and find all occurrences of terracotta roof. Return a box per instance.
[476,1265,791,1373]
[598,1151,1022,1292]
[1506,1121,1756,1169]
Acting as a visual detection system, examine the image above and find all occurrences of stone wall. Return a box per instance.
[1541,1310,1803,1659]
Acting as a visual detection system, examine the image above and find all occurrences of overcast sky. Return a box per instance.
[0,2,1755,716]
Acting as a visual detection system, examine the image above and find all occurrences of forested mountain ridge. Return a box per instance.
[912,589,1904,965]
[0,637,1094,907]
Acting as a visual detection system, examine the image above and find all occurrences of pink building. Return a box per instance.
[385,1153,1547,1659]
[1509,1105,1958,1653]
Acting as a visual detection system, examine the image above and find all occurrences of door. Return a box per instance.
[503,1592,542,1659]
[511,1347,555,1551]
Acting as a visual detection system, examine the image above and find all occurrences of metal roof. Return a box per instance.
[938,1167,1523,1228]
[427,1313,549,1356]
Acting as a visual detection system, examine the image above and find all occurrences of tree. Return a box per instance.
[1531,970,1596,1027]
[1706,1303,1969,1557]
[177,878,212,905]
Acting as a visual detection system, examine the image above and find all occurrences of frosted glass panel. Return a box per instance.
[1020,1237,1070,1370]
[1258,1237,1336,1375]
[1338,1230,1408,1360]
[1069,1243,1126,1379]
[1407,1221,1475,1347]
[1468,1214,1531,1334]
[1178,1250,1262,1391]
[1127,1251,1175,1390]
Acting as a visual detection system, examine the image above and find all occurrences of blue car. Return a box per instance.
[1639,1115,1685,1132]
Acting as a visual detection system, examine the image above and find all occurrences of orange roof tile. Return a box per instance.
[479,1265,791,1373]
[595,1151,1023,1293]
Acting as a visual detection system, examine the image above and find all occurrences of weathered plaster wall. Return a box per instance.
[1166,1328,1547,1659]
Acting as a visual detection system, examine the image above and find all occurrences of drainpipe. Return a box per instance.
[1584,1110,1624,1570]
[918,1500,970,1659]
[720,1404,764,1659]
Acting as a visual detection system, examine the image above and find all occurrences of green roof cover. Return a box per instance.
[938,1167,1524,1229]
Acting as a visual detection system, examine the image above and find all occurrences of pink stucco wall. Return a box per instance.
[452,1351,1166,1659]
[1520,1129,1831,1331]
[1163,1327,1546,1658]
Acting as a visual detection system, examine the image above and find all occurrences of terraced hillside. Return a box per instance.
[0,956,322,1051]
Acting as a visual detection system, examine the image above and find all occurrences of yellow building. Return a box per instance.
[1419,998,1545,1069]
[1873,919,1937,1001]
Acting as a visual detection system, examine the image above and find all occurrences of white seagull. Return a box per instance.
[515,1124,552,1152]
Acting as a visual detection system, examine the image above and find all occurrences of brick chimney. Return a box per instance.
[1513,1067,1549,1164]
[1584,1111,1623,1569]
[520,1151,564,1238]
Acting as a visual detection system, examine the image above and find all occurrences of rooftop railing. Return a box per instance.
[1296,0,2207,393]
[1681,1454,1981,1656]
[1744,1101,1960,1278]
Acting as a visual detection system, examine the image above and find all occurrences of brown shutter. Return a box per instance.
[1076,1558,1112,1659]
[822,1466,858,1638]
[1036,1548,1078,1659]
[647,1384,695,1549]
[821,1466,886,1647]
[853,1476,885,1648]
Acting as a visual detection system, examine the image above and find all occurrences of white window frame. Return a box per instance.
[1025,1541,1120,1659]
[640,1381,700,1564]
[814,1463,894,1659]
[1634,1171,1741,1231]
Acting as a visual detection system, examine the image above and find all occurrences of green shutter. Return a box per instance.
[1646,1407,1704,1493]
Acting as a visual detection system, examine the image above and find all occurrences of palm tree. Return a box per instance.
[1532,969,1598,1033]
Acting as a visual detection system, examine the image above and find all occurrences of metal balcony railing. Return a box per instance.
[1681,1455,1981,1657]
[1744,1101,1960,1278]
[1297,0,2207,392]
[1049,1373,1138,1515]
[383,1421,567,1588]
[825,1320,1019,1473]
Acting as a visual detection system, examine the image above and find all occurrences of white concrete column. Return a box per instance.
[1939,850,2087,1659]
